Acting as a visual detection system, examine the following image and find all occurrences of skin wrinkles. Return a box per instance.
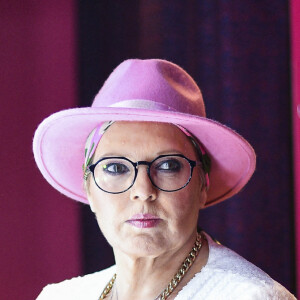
[86,121,208,300]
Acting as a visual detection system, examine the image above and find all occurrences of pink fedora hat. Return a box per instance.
[33,58,256,207]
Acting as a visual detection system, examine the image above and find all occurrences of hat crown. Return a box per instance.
[92,59,206,117]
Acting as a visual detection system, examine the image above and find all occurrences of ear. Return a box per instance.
[198,189,207,209]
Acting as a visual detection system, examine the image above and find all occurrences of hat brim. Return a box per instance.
[33,107,256,207]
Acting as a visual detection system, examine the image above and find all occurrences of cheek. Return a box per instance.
[88,183,130,220]
[172,192,193,211]
[88,190,123,239]
[168,177,204,218]
[167,190,200,220]
[88,184,116,217]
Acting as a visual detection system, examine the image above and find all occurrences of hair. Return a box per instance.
[83,131,97,194]
[185,137,209,192]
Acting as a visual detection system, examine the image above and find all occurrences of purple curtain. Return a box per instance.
[78,0,295,294]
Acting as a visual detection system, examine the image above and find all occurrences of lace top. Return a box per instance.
[36,232,296,300]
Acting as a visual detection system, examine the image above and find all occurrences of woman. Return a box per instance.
[34,59,296,299]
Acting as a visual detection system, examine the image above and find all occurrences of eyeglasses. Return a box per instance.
[85,154,201,194]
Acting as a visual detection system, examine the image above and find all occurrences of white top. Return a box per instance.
[36,233,296,300]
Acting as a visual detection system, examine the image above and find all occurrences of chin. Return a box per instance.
[114,231,169,258]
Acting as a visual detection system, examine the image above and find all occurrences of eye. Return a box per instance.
[155,159,182,172]
[102,163,129,175]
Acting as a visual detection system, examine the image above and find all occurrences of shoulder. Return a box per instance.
[36,265,116,300]
[203,232,273,283]
[176,232,296,300]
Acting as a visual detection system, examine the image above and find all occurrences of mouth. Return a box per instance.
[126,213,161,228]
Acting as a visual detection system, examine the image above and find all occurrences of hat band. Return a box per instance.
[109,99,177,112]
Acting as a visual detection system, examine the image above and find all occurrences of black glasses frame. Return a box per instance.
[87,154,200,194]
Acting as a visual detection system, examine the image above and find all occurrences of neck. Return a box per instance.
[111,231,206,300]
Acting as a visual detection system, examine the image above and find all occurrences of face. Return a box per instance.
[86,121,207,259]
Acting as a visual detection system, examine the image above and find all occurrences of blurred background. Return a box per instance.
[0,1,299,299]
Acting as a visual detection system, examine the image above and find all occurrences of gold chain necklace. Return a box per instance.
[99,233,203,300]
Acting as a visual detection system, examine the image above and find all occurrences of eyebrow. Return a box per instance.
[156,150,184,156]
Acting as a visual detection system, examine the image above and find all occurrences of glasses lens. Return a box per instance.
[150,156,192,191]
[93,158,135,193]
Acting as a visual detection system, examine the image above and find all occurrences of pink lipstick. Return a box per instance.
[127,213,161,228]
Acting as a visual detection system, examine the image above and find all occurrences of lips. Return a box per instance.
[126,213,161,228]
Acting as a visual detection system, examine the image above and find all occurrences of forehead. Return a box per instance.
[94,121,196,159]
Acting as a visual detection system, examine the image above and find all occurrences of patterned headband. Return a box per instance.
[82,121,114,175]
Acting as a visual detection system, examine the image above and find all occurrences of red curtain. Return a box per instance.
[291,0,300,295]
[0,1,81,299]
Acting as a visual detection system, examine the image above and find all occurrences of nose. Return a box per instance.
[130,165,157,202]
